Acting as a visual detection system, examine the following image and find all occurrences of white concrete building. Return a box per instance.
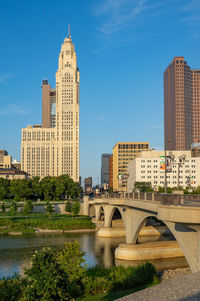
[127,150,200,192]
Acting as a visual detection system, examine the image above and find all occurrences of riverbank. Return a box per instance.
[0,214,95,236]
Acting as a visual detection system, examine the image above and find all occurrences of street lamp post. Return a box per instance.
[169,153,186,190]
[164,140,173,193]
[164,149,167,193]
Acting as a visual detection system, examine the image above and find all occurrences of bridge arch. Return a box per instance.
[104,206,126,228]
[126,210,197,271]
[95,205,105,222]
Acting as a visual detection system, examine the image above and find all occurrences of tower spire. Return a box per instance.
[68,24,71,38]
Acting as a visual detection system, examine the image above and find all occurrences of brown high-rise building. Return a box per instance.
[109,155,113,189]
[164,56,200,150]
[42,80,56,128]
[192,69,200,143]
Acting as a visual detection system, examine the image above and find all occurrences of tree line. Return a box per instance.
[0,174,83,202]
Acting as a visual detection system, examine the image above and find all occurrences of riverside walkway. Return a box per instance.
[117,272,200,301]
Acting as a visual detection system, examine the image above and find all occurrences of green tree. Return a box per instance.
[31,176,41,199]
[23,200,33,217]
[58,241,86,297]
[71,200,80,217]
[22,247,71,301]
[65,200,72,214]
[10,179,32,200]
[55,182,65,200]
[9,204,17,218]
[1,201,5,212]
[134,182,153,193]
[193,186,200,194]
[46,201,54,218]
[0,178,10,200]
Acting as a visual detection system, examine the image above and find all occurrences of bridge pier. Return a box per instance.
[165,222,200,273]
[115,241,184,261]
[125,208,153,244]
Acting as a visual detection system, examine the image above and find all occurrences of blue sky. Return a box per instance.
[0,0,200,184]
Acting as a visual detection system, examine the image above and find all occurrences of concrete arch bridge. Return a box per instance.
[83,192,200,273]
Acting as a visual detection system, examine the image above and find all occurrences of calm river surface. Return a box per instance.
[0,232,188,279]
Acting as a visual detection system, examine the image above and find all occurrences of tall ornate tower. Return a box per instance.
[21,28,79,182]
[55,27,80,181]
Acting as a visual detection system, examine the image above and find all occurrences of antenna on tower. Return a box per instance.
[68,24,71,38]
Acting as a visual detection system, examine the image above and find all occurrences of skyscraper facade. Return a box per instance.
[42,80,56,128]
[21,31,79,182]
[164,56,200,150]
[101,153,112,185]
[109,155,113,189]
[112,142,149,192]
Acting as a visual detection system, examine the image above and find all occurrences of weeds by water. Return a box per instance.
[0,215,95,236]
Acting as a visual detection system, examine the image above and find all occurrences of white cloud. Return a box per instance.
[148,124,163,129]
[0,105,29,116]
[92,0,148,35]
[91,0,200,41]
[0,73,18,83]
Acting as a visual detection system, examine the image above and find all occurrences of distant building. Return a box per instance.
[113,142,149,192]
[191,143,200,157]
[84,177,92,194]
[79,176,82,186]
[42,80,56,128]
[164,56,200,150]
[12,160,21,171]
[127,150,199,191]
[0,169,31,180]
[101,154,112,185]
[0,150,12,169]
[109,155,113,189]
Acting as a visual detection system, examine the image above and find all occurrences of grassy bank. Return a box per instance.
[0,260,159,301]
[77,280,159,301]
[0,214,95,235]
[0,279,159,301]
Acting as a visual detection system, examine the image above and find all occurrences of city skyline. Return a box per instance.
[0,0,200,184]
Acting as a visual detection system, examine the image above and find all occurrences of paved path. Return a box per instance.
[117,272,200,301]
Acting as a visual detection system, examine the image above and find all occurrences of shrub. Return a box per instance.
[21,247,71,301]
[0,278,22,301]
[83,262,157,296]
[58,241,86,297]
[83,276,113,296]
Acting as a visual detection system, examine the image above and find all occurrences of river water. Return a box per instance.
[0,232,188,279]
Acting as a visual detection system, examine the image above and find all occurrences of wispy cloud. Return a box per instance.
[148,124,163,129]
[0,73,18,84]
[0,105,29,116]
[91,0,200,42]
[92,0,148,35]
[180,0,200,39]
[97,114,111,121]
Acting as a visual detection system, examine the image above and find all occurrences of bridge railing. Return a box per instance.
[103,192,200,205]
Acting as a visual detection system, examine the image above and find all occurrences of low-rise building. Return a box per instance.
[0,169,31,180]
[0,150,12,169]
[12,160,21,170]
[127,150,200,192]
